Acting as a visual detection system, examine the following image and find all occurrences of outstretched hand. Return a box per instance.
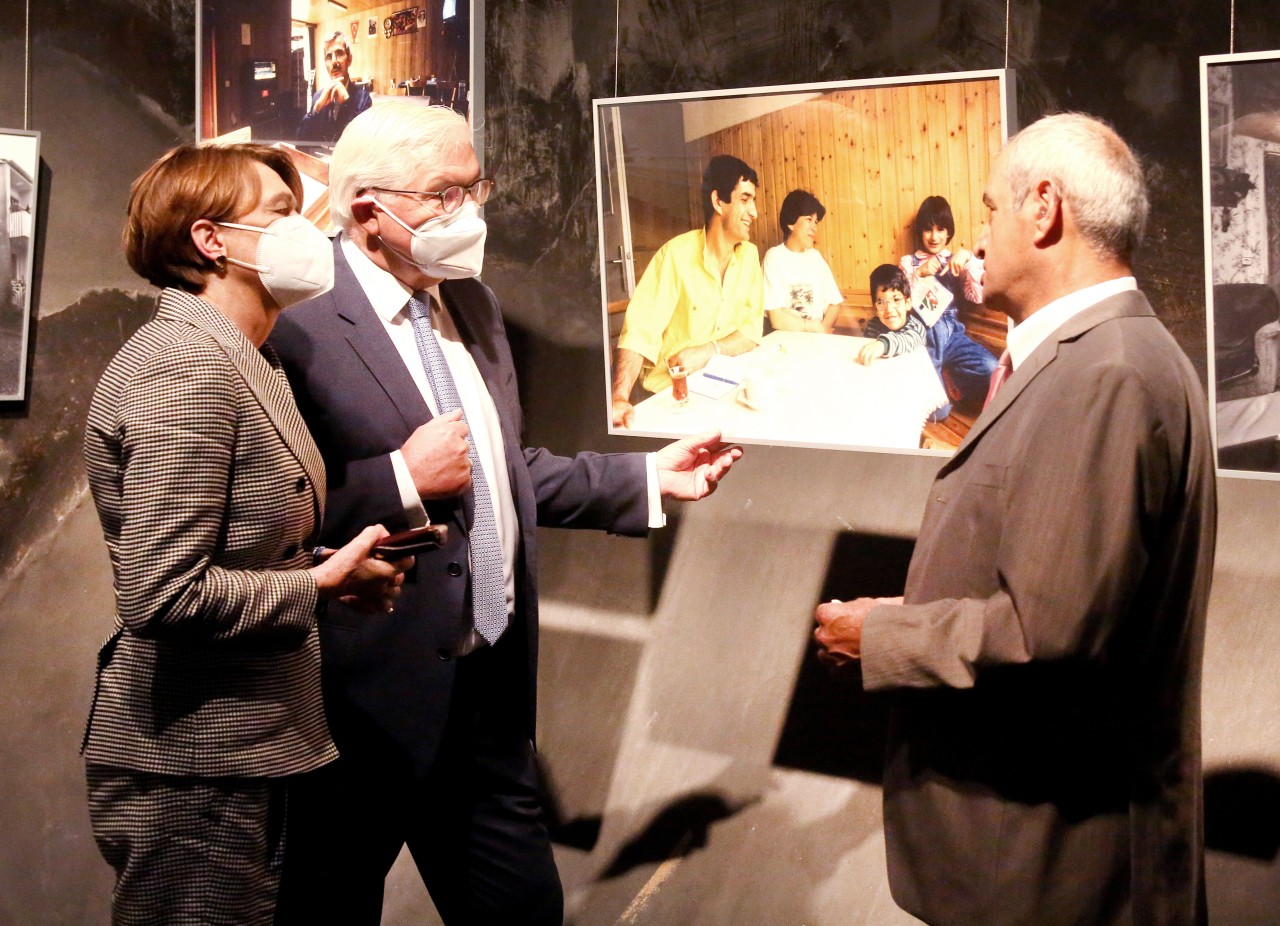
[654,430,743,500]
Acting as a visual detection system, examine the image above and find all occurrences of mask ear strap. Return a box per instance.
[225,255,268,274]
[369,196,415,234]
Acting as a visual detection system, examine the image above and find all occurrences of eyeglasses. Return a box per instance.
[372,178,494,214]
[874,294,907,308]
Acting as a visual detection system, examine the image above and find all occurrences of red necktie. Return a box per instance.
[982,350,1013,410]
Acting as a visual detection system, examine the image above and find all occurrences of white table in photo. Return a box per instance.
[627,330,947,451]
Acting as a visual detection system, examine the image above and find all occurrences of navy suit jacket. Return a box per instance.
[269,239,650,774]
[296,82,372,143]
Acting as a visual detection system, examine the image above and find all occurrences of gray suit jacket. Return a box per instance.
[861,290,1216,926]
[83,289,336,778]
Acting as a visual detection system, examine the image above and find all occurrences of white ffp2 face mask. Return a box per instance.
[217,213,335,309]
[374,198,487,280]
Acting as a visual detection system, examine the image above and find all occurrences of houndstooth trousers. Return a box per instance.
[87,764,288,926]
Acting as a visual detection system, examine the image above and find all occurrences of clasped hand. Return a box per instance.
[402,409,472,499]
[813,596,903,665]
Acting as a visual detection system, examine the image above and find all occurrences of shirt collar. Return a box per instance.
[1006,276,1137,369]
[340,233,441,321]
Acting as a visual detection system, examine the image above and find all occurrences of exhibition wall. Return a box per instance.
[1,1,1279,923]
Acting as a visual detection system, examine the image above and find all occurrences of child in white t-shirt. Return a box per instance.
[762,189,844,333]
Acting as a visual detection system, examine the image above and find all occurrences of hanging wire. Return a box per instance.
[24,0,31,129]
[1230,0,1236,54]
[1004,0,1011,70]
[614,0,624,96]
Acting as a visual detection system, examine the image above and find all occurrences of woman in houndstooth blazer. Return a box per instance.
[82,145,407,926]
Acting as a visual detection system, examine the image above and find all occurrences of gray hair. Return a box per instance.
[999,113,1148,261]
[323,30,349,54]
[329,103,473,232]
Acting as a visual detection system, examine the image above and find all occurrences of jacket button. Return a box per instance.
[436,649,453,661]
[283,544,299,559]
[295,476,307,492]
[447,562,463,577]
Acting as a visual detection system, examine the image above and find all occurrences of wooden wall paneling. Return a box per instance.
[832,94,862,297]
[963,80,990,246]
[945,81,973,251]
[863,87,892,282]
[767,102,796,251]
[874,85,902,280]
[813,99,841,294]
[861,89,887,291]
[686,132,706,235]
[832,94,867,323]
[907,86,931,256]
[891,85,918,262]
[923,83,951,233]
[961,81,1008,354]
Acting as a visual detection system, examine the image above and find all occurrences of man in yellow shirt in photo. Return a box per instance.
[611,155,764,427]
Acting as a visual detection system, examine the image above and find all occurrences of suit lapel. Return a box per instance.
[942,290,1156,473]
[330,240,435,434]
[160,289,327,522]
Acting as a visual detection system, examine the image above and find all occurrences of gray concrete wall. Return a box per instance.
[3,1,1280,924]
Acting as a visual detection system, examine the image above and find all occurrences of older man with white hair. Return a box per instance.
[269,102,740,924]
[815,112,1215,926]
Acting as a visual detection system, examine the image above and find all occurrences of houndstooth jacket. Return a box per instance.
[82,288,337,778]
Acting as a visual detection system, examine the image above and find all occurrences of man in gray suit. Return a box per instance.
[815,113,1216,926]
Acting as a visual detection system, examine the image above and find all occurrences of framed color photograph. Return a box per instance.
[0,129,39,402]
[596,70,1014,454]
[198,0,476,155]
[1201,50,1280,477]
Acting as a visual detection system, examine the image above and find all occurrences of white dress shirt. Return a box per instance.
[1006,276,1137,370]
[342,236,520,627]
[340,236,664,643]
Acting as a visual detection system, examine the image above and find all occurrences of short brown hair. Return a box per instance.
[123,143,304,293]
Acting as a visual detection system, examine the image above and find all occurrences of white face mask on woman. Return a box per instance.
[217,213,335,309]
[373,198,487,280]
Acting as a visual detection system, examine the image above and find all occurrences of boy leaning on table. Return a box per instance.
[855,264,928,366]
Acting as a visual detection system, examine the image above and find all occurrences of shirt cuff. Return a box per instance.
[390,449,430,529]
[645,452,666,528]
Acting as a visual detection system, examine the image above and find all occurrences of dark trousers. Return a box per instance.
[274,644,563,926]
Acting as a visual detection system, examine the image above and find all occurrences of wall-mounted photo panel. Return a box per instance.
[197,0,477,193]
[1202,51,1280,478]
[0,129,39,402]
[597,71,1014,455]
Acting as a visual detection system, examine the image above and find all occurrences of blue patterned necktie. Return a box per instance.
[407,293,508,644]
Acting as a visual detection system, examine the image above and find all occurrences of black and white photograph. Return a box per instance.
[1203,50,1280,475]
[0,129,38,402]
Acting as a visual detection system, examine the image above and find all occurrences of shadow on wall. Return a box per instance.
[1205,767,1280,861]
[0,289,155,578]
[1204,766,1280,925]
[772,532,915,783]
